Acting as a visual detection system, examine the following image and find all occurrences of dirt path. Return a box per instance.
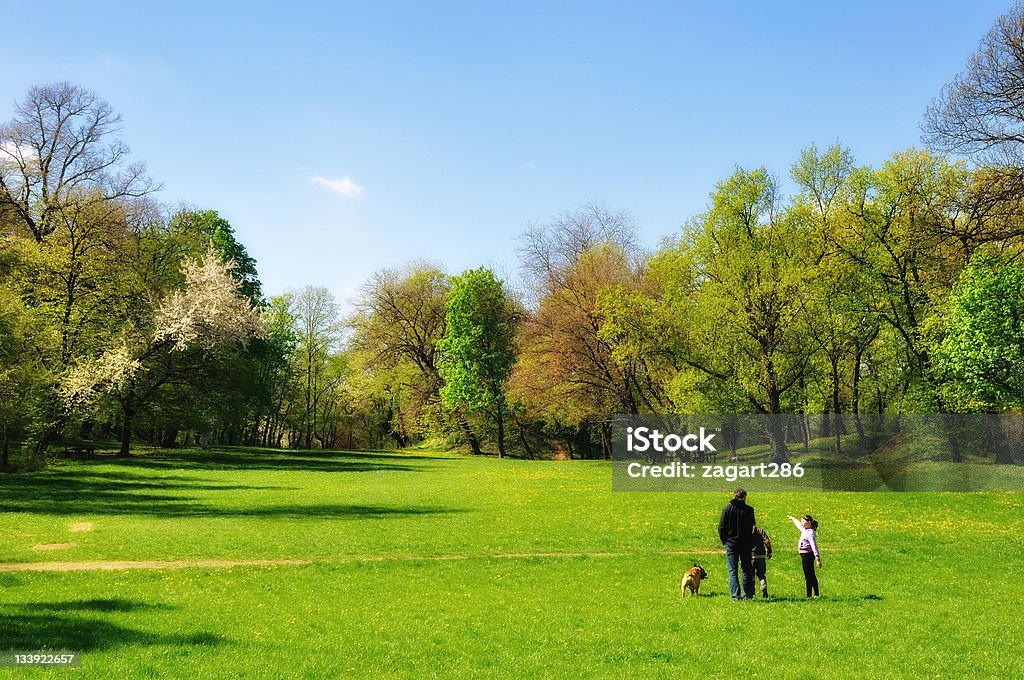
[0,549,735,572]
[0,559,313,572]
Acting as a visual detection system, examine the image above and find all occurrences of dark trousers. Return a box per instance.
[725,546,755,600]
[753,557,767,595]
[801,552,819,597]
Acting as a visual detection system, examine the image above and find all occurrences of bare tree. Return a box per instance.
[513,204,646,457]
[923,4,1024,164]
[350,261,450,380]
[517,202,641,305]
[0,82,157,241]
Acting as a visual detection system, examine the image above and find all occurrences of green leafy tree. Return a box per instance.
[438,267,518,457]
[792,144,879,450]
[935,253,1024,464]
[674,167,817,462]
[169,209,262,303]
[349,262,452,446]
[253,295,300,448]
[291,286,342,449]
[60,249,263,455]
[0,285,47,466]
[937,254,1024,413]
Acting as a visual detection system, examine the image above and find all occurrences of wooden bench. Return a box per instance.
[687,450,718,464]
[60,445,97,459]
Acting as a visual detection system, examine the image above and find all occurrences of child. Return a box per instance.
[788,514,822,598]
[751,522,772,598]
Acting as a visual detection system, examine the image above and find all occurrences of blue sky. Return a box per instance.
[0,1,1009,307]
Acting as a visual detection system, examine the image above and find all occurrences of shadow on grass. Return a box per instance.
[2,489,462,520]
[762,594,884,603]
[0,471,464,519]
[6,470,291,493]
[107,447,450,474]
[0,612,225,651]
[18,599,175,613]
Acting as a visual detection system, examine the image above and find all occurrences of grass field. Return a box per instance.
[1,448,1022,678]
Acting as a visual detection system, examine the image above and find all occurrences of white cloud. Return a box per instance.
[519,161,537,171]
[0,141,35,169]
[311,175,365,199]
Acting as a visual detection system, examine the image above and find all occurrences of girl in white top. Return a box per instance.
[788,514,821,597]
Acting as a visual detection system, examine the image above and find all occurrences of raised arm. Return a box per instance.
[788,515,802,530]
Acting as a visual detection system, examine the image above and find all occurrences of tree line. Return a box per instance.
[4,5,1024,466]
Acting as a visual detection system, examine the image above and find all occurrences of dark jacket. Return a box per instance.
[752,527,772,559]
[718,498,755,550]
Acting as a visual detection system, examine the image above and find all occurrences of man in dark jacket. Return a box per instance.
[718,488,756,600]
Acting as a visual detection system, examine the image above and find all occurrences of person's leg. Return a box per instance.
[801,553,816,597]
[754,559,768,597]
[726,548,741,600]
[740,550,755,599]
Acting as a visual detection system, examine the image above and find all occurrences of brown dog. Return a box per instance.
[681,563,708,599]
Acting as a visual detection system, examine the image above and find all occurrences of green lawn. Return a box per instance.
[1,448,1022,677]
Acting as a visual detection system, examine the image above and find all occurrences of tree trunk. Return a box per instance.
[2,422,9,468]
[874,389,886,432]
[456,413,482,455]
[580,422,593,460]
[496,410,505,459]
[119,411,133,457]
[798,374,810,452]
[390,430,409,449]
[831,356,842,457]
[852,345,866,446]
[161,429,178,449]
[948,435,963,463]
[766,415,790,464]
[517,418,534,460]
[601,421,612,460]
[764,367,789,463]
[988,413,1013,464]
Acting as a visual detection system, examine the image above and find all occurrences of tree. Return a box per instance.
[923,4,1024,164]
[0,82,156,242]
[791,144,879,451]
[349,261,486,451]
[519,202,640,304]
[291,287,342,449]
[438,267,518,457]
[935,253,1024,465]
[0,285,47,466]
[60,249,263,455]
[670,167,817,462]
[252,295,300,448]
[513,204,643,458]
[169,209,262,303]
[937,254,1024,413]
[350,262,448,391]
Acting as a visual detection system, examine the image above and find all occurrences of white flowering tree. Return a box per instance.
[61,248,263,455]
